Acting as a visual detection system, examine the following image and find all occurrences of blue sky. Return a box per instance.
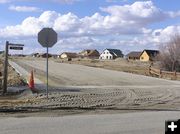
[0,0,179,54]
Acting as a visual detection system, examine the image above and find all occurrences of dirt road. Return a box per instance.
[13,58,180,87]
[1,58,177,112]
[0,58,179,134]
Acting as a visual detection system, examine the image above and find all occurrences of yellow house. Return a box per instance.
[140,50,159,62]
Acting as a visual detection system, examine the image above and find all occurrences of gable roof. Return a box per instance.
[31,53,39,55]
[79,49,91,54]
[87,49,100,56]
[126,51,142,58]
[39,53,52,56]
[61,52,77,58]
[79,49,99,57]
[143,49,159,57]
[106,49,123,57]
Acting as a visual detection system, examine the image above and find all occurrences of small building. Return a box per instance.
[59,52,78,59]
[39,53,52,58]
[99,49,123,60]
[0,51,4,54]
[0,51,4,56]
[126,51,142,60]
[79,49,100,59]
[11,54,26,57]
[51,54,58,59]
[140,49,159,61]
[31,53,40,57]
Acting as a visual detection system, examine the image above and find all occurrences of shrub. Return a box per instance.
[159,34,180,72]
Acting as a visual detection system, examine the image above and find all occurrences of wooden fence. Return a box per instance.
[148,66,180,80]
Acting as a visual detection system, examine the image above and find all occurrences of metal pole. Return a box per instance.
[46,46,49,98]
[2,41,9,94]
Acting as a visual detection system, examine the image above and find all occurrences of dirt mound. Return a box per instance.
[0,58,27,89]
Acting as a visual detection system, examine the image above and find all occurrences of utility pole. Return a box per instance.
[2,41,9,94]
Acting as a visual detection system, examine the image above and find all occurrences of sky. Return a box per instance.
[0,0,180,55]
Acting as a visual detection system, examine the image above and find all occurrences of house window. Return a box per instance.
[141,57,144,60]
[109,56,111,59]
[106,56,108,59]
[103,52,105,54]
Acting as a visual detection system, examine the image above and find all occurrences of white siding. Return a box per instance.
[60,53,68,59]
[99,50,113,60]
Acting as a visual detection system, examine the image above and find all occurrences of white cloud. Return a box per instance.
[9,5,42,12]
[1,1,180,39]
[101,1,172,26]
[152,25,180,43]
[52,0,80,4]
[0,0,80,4]
[106,0,127,3]
[1,1,179,39]
[1,1,180,53]
[0,0,10,3]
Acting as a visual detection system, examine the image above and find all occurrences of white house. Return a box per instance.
[59,52,77,59]
[99,49,123,60]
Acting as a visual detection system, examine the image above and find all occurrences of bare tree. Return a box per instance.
[159,34,180,72]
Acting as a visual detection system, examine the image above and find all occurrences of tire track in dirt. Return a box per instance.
[3,86,177,112]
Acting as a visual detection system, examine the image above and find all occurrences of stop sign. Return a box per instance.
[38,28,57,48]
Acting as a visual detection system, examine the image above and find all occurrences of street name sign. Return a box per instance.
[9,46,23,50]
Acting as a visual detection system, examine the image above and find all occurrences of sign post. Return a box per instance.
[2,42,24,94]
[38,28,57,98]
[2,41,9,94]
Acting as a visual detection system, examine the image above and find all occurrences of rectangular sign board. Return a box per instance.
[9,46,23,50]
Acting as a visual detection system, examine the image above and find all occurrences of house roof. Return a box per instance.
[0,51,4,54]
[126,51,142,58]
[39,53,52,56]
[51,54,58,57]
[87,50,99,56]
[106,49,123,57]
[31,53,39,55]
[79,49,91,54]
[79,49,99,57]
[61,52,77,57]
[143,49,159,57]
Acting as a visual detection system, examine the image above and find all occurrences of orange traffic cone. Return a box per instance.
[28,70,35,90]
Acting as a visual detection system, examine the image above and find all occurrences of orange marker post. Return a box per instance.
[28,70,35,90]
